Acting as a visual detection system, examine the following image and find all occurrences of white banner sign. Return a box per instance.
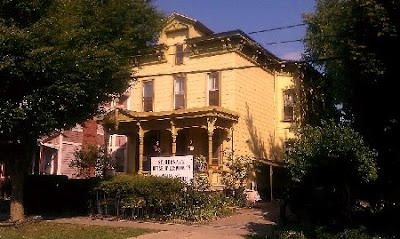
[151,155,193,183]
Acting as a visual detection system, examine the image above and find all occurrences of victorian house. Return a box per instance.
[102,13,297,186]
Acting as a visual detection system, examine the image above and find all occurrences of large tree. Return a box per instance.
[303,0,399,198]
[0,0,163,221]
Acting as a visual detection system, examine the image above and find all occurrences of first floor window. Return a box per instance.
[143,81,153,112]
[208,72,220,106]
[174,75,185,109]
[283,89,295,121]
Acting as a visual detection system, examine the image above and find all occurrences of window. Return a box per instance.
[175,44,184,65]
[284,139,295,156]
[208,72,220,106]
[283,89,295,121]
[174,75,186,109]
[143,81,153,112]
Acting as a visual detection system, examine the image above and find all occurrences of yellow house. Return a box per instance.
[103,13,297,186]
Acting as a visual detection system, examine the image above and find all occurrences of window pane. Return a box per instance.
[143,82,153,97]
[208,72,219,91]
[209,90,219,106]
[174,77,184,94]
[175,94,184,109]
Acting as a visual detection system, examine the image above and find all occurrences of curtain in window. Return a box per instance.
[208,72,219,106]
[174,77,185,109]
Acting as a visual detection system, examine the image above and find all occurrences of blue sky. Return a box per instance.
[154,1,316,60]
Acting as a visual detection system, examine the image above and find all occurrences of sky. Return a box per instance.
[154,1,316,60]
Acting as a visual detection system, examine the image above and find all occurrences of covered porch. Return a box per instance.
[101,107,239,178]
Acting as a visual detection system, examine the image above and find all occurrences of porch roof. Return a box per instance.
[101,106,239,126]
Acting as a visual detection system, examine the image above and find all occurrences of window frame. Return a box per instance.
[283,89,295,122]
[142,80,154,112]
[175,44,184,65]
[207,72,221,106]
[173,74,186,110]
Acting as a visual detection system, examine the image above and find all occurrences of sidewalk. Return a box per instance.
[52,202,279,239]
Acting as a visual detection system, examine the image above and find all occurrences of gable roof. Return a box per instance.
[165,12,214,36]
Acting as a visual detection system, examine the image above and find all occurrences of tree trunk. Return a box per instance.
[10,167,25,221]
[7,140,35,222]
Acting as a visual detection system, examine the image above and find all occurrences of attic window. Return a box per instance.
[175,44,184,65]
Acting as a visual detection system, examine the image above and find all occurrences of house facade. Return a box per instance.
[102,13,297,186]
[38,120,105,178]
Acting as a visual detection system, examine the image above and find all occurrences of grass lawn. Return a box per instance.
[0,222,156,239]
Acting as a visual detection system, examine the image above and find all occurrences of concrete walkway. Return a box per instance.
[52,202,279,239]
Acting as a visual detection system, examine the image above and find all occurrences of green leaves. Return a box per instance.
[286,121,378,186]
[0,0,163,142]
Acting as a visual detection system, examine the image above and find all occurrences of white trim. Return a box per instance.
[40,143,60,149]
[57,134,63,175]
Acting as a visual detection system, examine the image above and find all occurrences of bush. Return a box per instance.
[285,121,378,223]
[92,174,239,221]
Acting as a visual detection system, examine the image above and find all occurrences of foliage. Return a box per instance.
[0,0,163,220]
[286,121,378,186]
[0,222,155,239]
[221,154,254,207]
[285,121,378,223]
[222,154,253,190]
[93,174,238,222]
[303,0,400,197]
[70,145,113,178]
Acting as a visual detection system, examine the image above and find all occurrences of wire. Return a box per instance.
[247,23,306,35]
[265,38,304,46]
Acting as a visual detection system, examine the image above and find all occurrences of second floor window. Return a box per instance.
[283,89,295,121]
[208,72,220,106]
[143,81,153,112]
[175,44,184,65]
[174,76,186,109]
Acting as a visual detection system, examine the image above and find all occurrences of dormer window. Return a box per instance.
[175,44,184,65]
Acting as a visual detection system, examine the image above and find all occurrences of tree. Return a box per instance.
[285,121,378,222]
[303,0,400,199]
[0,0,163,221]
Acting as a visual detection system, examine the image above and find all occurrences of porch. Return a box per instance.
[101,106,239,178]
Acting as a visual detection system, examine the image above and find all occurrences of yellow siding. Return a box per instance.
[274,73,296,156]
[231,54,275,159]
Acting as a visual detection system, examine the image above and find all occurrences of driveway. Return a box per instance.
[52,202,279,239]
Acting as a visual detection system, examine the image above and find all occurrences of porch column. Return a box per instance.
[138,123,144,174]
[208,132,213,166]
[170,121,177,156]
[207,117,217,166]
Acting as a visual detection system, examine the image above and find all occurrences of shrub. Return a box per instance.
[285,121,378,223]
[92,174,238,221]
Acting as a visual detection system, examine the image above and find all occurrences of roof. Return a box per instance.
[186,29,280,61]
[166,13,214,36]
